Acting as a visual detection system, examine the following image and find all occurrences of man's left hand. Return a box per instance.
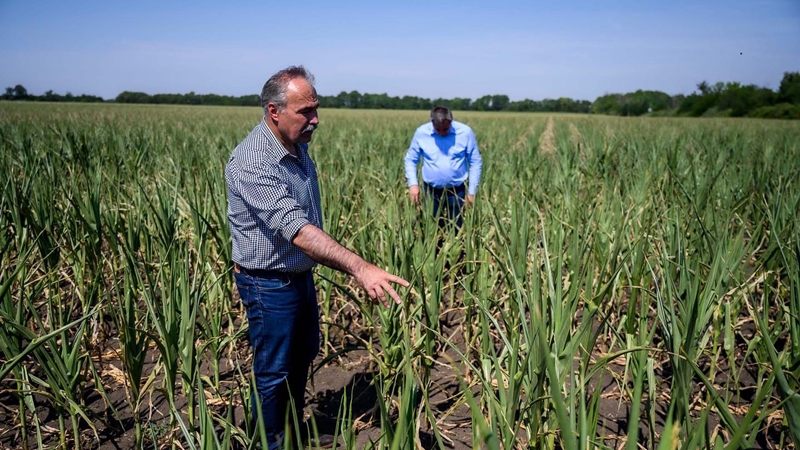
[353,262,410,308]
[466,194,475,206]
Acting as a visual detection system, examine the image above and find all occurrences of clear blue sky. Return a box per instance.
[1,0,798,101]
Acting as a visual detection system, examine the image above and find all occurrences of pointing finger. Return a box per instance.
[384,284,402,305]
[388,275,410,287]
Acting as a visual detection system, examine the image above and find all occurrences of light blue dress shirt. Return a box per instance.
[404,120,483,196]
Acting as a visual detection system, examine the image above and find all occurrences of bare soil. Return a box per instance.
[0,290,791,450]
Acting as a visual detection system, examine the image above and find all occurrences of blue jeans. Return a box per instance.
[424,183,466,232]
[234,268,320,448]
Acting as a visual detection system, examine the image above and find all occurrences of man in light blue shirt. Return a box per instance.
[404,106,482,232]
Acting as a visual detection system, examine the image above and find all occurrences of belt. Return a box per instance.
[424,182,465,194]
[233,263,308,278]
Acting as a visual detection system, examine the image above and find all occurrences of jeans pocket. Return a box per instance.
[255,275,292,291]
[235,272,292,309]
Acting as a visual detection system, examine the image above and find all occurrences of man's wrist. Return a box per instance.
[349,257,369,278]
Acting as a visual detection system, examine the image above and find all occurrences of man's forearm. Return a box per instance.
[291,224,367,276]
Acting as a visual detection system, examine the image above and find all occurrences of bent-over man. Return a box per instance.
[404,106,482,231]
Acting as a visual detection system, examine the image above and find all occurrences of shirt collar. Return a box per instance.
[258,118,303,161]
[429,121,455,136]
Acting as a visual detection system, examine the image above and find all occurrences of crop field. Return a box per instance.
[1,102,800,449]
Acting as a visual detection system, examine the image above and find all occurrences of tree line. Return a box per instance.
[3,85,105,103]
[592,72,800,119]
[3,72,799,118]
[316,92,593,113]
[116,91,594,113]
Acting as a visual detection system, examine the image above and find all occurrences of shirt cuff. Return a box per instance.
[282,217,311,242]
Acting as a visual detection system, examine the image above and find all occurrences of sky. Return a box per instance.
[1,0,799,101]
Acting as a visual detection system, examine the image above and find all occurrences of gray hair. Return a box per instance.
[430,106,453,126]
[260,66,316,113]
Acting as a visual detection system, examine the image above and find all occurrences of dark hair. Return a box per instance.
[260,66,315,113]
[430,106,453,126]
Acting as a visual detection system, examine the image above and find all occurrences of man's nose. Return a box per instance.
[309,111,319,124]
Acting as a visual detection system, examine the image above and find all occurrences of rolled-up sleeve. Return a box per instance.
[235,159,310,242]
[226,121,321,272]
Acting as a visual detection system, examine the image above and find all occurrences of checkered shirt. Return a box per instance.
[225,119,323,272]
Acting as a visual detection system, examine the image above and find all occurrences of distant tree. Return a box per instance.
[346,90,362,108]
[364,93,392,109]
[42,90,58,102]
[717,82,775,116]
[2,84,31,100]
[591,91,670,116]
[541,98,558,111]
[778,71,800,104]
[697,81,710,95]
[335,91,349,108]
[508,99,528,111]
[677,78,784,117]
[238,95,260,107]
[115,91,152,103]
[185,91,201,105]
[398,95,428,110]
[749,102,800,119]
[640,90,671,111]
[678,93,718,116]
[471,95,492,111]
[592,94,621,115]
[449,97,471,110]
[669,94,685,110]
[75,94,97,102]
[490,95,510,111]
[12,84,29,100]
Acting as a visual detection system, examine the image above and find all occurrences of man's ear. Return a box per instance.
[267,103,280,122]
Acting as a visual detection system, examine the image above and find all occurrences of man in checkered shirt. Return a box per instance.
[225,66,409,449]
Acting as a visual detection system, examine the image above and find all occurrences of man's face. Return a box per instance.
[433,120,452,137]
[274,78,320,145]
